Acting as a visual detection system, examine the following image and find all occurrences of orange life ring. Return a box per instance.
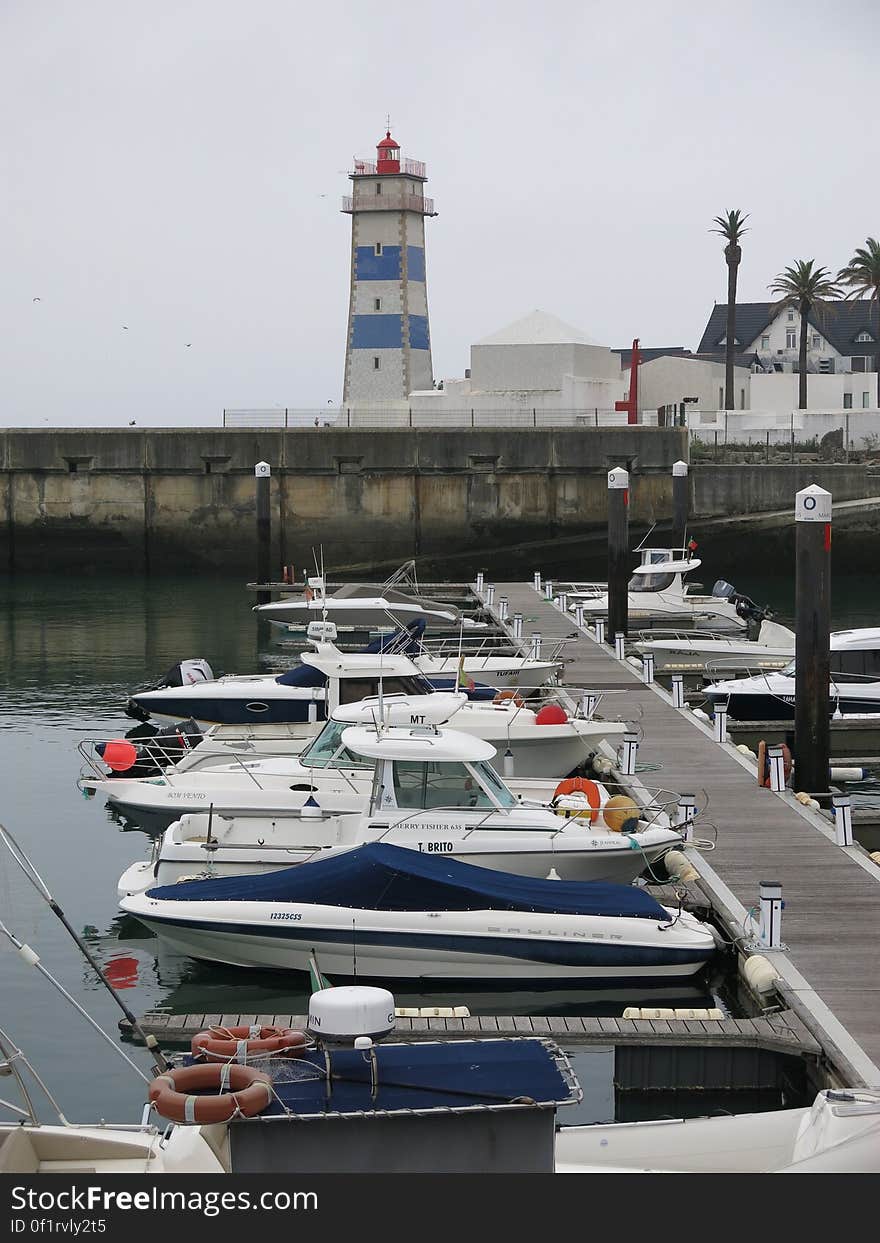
[756,740,792,788]
[191,1024,308,1063]
[552,777,601,822]
[493,690,525,708]
[149,1063,273,1124]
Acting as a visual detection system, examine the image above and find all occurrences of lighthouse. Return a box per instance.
[342,130,437,404]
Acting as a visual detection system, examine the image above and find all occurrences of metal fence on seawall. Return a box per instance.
[222,408,633,429]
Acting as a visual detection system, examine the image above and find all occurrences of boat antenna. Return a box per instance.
[632,521,657,553]
[0,917,151,1085]
[0,821,168,1073]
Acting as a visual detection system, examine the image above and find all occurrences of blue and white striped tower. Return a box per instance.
[342,130,437,404]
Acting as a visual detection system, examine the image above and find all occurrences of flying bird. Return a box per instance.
[185,343,192,348]
[32,297,41,302]
[122,325,128,330]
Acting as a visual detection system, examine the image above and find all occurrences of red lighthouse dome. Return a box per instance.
[376,130,400,174]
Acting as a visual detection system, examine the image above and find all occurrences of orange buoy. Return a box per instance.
[100,740,138,771]
[148,1063,272,1124]
[191,1024,307,1063]
[535,704,568,725]
[603,794,640,833]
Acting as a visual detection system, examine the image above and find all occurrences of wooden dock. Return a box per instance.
[491,581,880,1088]
[121,1008,822,1093]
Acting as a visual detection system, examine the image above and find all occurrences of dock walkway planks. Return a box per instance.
[496,582,880,1082]
[122,1009,819,1058]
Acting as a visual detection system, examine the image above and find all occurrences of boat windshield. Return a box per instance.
[337,675,433,704]
[391,760,516,810]
[627,572,674,592]
[299,719,373,769]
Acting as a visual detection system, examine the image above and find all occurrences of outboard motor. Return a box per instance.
[124,659,215,720]
[733,592,774,638]
[158,659,214,688]
[711,579,736,599]
[97,718,204,777]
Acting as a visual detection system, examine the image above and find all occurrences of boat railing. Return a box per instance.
[632,627,741,645]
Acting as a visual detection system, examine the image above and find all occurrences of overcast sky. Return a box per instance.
[2,0,878,426]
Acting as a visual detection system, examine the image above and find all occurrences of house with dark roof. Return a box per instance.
[697,301,879,376]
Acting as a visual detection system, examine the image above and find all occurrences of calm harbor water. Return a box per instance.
[1,563,877,1126]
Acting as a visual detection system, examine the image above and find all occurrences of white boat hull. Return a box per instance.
[121,897,714,982]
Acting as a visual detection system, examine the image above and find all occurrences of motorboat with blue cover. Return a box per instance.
[114,712,681,892]
[120,841,715,981]
[126,622,559,728]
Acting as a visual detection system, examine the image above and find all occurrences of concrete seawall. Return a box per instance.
[0,427,687,572]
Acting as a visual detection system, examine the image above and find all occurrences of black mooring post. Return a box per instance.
[607,466,629,646]
[255,461,272,606]
[672,459,688,551]
[794,484,832,800]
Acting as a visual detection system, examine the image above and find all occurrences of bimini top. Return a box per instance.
[146,842,669,919]
[341,723,496,763]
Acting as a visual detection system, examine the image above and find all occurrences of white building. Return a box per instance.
[408,310,628,417]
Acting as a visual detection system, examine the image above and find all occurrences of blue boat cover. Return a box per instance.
[274,663,328,688]
[147,842,668,920]
[362,618,426,655]
[257,1037,578,1116]
[274,622,426,686]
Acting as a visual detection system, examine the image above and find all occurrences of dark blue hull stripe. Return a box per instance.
[136,698,328,725]
[706,693,880,721]
[137,913,712,969]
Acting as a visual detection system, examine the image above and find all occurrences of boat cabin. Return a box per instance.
[340,724,519,813]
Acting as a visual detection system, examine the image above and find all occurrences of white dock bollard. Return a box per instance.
[530,633,542,660]
[581,692,598,719]
[675,792,697,843]
[620,731,639,776]
[574,603,585,629]
[671,675,685,709]
[475,571,484,595]
[533,571,542,592]
[713,704,728,744]
[544,580,554,600]
[767,745,787,792]
[498,595,509,622]
[485,584,495,608]
[642,652,654,684]
[557,591,568,614]
[594,618,605,644]
[758,880,783,949]
[513,612,523,640]
[832,794,854,847]
[614,632,626,659]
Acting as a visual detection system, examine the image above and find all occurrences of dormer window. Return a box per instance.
[856,331,874,342]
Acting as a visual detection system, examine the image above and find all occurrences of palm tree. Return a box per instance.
[838,238,880,406]
[710,210,749,410]
[768,261,842,409]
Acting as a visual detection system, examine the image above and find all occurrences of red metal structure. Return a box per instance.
[376,131,401,174]
[615,337,640,425]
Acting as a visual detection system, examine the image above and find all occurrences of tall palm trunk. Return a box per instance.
[876,300,880,407]
[724,244,740,410]
[798,298,809,409]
